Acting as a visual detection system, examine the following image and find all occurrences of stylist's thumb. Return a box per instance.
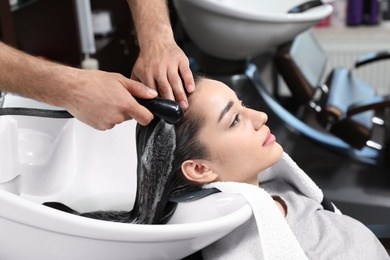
[125,79,158,99]
[122,79,158,126]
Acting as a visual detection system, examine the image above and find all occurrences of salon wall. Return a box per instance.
[0,0,139,76]
[314,0,390,95]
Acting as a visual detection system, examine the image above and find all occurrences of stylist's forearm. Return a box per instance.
[127,0,174,47]
[0,41,158,130]
[0,41,76,108]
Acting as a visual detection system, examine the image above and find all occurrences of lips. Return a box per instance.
[263,129,276,146]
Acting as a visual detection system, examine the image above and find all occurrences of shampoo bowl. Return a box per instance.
[0,94,252,260]
[173,0,333,60]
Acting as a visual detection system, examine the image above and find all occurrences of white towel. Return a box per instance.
[202,152,324,260]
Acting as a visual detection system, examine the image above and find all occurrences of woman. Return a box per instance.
[134,76,389,259]
[128,75,285,225]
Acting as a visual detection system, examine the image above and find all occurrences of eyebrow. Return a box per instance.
[218,100,234,123]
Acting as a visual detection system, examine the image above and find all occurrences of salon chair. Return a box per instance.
[274,29,390,164]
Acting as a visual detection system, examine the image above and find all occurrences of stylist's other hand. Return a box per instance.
[62,69,157,130]
[131,39,195,110]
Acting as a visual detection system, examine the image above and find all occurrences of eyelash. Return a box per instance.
[229,113,241,128]
[229,101,247,128]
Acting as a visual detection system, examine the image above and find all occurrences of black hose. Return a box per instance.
[0,107,73,118]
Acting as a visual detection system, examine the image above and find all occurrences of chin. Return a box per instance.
[270,143,284,164]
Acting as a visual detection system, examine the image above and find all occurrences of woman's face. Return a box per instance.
[190,79,283,185]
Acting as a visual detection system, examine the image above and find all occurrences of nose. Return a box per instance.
[248,109,267,131]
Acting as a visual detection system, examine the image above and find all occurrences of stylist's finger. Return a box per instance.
[179,59,195,94]
[126,96,155,126]
[157,75,175,101]
[130,71,140,82]
[130,70,159,94]
[168,68,188,109]
[122,78,158,100]
[121,79,158,125]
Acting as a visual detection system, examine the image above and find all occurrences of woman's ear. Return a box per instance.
[181,160,218,184]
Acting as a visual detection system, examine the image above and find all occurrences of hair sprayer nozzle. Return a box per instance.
[135,97,184,124]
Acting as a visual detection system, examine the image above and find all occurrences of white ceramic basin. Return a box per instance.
[173,0,333,60]
[0,94,252,260]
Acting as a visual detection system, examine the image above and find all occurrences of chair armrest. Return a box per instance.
[346,95,390,117]
[355,50,390,68]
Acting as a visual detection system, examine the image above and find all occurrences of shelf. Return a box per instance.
[313,21,390,45]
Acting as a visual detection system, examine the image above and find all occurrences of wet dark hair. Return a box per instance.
[127,76,209,224]
[49,76,210,224]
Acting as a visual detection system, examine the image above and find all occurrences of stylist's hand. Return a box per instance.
[62,69,157,130]
[131,39,195,110]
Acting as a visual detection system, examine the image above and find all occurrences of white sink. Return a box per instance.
[173,0,333,60]
[0,94,252,260]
